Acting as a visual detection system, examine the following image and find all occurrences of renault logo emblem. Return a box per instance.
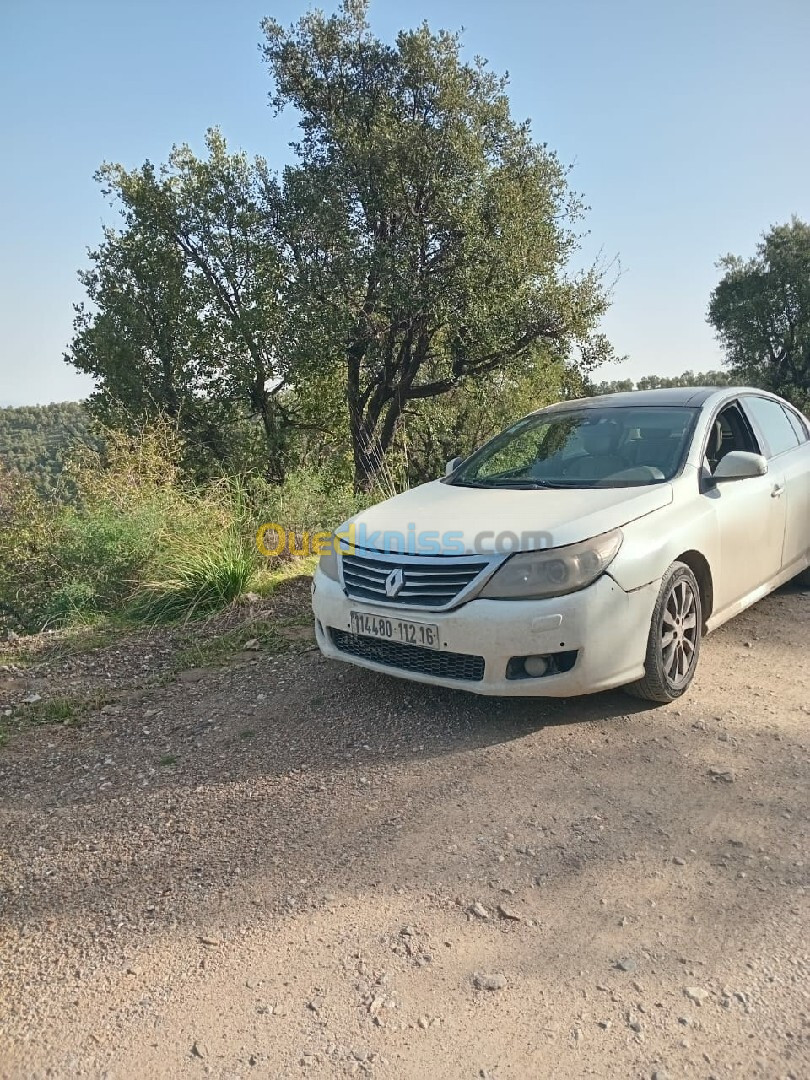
[384,567,405,598]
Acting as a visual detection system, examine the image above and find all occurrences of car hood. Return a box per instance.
[340,479,674,555]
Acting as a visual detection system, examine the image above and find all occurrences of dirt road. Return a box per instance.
[0,579,807,1079]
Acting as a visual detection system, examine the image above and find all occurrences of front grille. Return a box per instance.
[341,551,491,609]
[330,629,485,682]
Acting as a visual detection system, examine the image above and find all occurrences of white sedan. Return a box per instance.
[312,387,810,701]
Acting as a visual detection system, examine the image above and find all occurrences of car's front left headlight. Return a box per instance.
[479,529,623,600]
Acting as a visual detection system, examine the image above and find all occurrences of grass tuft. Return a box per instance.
[27,698,78,724]
[0,691,112,745]
[131,531,256,624]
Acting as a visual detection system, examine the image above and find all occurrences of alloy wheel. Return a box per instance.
[660,578,698,688]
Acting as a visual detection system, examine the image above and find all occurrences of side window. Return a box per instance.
[743,396,801,458]
[704,403,759,474]
[783,405,809,444]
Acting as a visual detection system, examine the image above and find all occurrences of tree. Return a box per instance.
[708,217,810,410]
[263,1,613,489]
[67,222,236,465]
[396,355,587,484]
[636,370,733,390]
[68,132,293,481]
[588,371,734,396]
[588,378,635,395]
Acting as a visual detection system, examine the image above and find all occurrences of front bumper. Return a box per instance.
[311,569,660,697]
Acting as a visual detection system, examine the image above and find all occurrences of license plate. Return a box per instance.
[350,610,442,650]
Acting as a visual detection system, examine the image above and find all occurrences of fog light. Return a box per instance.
[523,654,550,677]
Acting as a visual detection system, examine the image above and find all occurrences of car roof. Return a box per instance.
[543,387,729,411]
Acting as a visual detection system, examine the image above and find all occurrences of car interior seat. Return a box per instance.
[563,422,625,480]
[629,427,682,476]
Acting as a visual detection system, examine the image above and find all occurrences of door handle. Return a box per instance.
[771,483,785,498]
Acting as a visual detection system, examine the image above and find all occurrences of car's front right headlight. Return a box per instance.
[479,529,623,600]
[318,540,340,581]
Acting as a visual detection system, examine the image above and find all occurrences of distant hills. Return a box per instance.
[0,401,93,491]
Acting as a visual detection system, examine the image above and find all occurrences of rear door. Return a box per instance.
[741,395,810,573]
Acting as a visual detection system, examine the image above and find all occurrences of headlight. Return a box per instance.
[318,540,340,581]
[479,529,623,600]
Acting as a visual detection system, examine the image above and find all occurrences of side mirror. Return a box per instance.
[445,455,463,476]
[713,450,768,482]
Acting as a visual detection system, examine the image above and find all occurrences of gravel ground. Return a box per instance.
[0,576,807,1079]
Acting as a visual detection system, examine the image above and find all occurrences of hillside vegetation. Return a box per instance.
[0,402,95,491]
[0,422,371,633]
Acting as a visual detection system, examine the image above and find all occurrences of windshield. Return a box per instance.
[448,406,699,489]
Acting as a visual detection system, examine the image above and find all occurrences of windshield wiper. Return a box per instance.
[454,477,561,490]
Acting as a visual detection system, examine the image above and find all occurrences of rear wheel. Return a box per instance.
[626,562,702,703]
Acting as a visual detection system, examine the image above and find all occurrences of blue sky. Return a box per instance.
[1,0,808,406]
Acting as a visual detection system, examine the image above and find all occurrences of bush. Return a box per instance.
[48,500,168,617]
[0,424,249,630]
[250,468,373,532]
[0,421,373,632]
[43,581,100,625]
[0,466,59,631]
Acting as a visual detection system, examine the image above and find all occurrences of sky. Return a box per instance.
[1,0,809,407]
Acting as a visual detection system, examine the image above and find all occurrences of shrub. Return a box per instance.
[43,581,100,625]
[0,420,387,633]
[0,425,212,629]
[0,466,59,631]
[49,501,167,616]
[250,468,373,533]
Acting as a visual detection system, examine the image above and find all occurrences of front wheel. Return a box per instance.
[626,562,702,703]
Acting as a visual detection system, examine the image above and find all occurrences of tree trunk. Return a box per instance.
[349,329,430,492]
[254,383,287,484]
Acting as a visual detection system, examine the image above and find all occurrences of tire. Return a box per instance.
[795,566,810,587]
[626,561,702,703]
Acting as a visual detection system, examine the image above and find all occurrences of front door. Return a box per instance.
[702,400,787,615]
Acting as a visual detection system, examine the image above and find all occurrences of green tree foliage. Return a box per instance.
[636,370,734,390]
[587,378,636,395]
[67,219,237,467]
[0,402,96,492]
[588,370,734,396]
[68,132,292,480]
[708,217,810,410]
[262,0,613,488]
[396,355,587,483]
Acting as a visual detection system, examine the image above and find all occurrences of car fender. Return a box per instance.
[608,469,719,594]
